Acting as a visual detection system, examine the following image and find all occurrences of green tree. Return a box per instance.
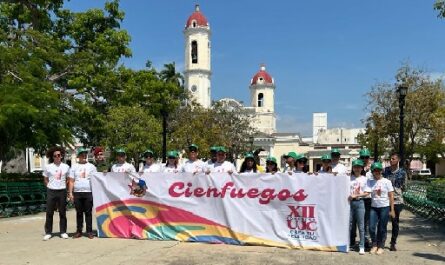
[0,0,132,167]
[360,64,445,162]
[434,0,445,18]
[102,105,162,169]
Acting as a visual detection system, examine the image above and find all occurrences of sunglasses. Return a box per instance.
[360,156,370,159]
[168,156,176,159]
[53,153,61,158]
[144,155,153,159]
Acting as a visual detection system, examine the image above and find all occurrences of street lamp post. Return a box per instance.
[161,109,168,163]
[397,85,408,168]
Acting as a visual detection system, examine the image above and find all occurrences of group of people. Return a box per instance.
[42,144,406,257]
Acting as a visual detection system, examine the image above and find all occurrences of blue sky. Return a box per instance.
[65,0,445,136]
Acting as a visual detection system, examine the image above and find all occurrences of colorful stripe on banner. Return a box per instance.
[95,199,347,252]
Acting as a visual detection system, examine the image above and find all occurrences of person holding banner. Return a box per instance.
[141,149,161,173]
[111,148,136,173]
[68,147,97,239]
[294,153,308,173]
[331,148,348,175]
[205,146,236,174]
[265,156,279,174]
[318,153,332,173]
[359,148,373,250]
[42,146,70,241]
[93,146,109,172]
[348,159,371,255]
[282,151,297,173]
[368,162,395,255]
[205,146,218,167]
[239,152,258,173]
[183,144,205,174]
[163,150,183,173]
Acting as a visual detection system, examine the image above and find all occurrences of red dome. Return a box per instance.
[186,5,209,29]
[251,65,274,85]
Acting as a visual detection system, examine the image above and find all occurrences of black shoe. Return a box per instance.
[390,244,397,251]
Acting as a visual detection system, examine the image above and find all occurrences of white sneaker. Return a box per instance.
[43,234,52,241]
[359,248,365,255]
[60,233,69,239]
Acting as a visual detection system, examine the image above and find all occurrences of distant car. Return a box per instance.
[412,169,431,176]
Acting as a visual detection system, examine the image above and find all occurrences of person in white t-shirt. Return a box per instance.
[359,148,373,249]
[182,144,205,174]
[163,150,183,173]
[111,148,136,173]
[331,148,348,175]
[68,147,97,239]
[349,159,371,255]
[141,149,161,173]
[367,162,395,255]
[42,146,70,241]
[282,151,297,174]
[205,146,236,174]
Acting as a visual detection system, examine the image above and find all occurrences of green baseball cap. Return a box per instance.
[115,147,126,154]
[371,161,383,171]
[244,152,254,159]
[217,146,227,153]
[266,156,277,164]
[189,144,199,151]
[284,151,298,160]
[295,153,307,162]
[359,148,371,158]
[167,150,179,158]
[210,146,218,152]
[321,153,332,161]
[143,149,154,156]
[76,147,88,156]
[352,159,365,167]
[331,148,341,155]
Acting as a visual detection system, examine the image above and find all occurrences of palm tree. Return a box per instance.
[159,62,184,88]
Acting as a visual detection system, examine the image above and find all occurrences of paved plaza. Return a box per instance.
[0,209,443,265]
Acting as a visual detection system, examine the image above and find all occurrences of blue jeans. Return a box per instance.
[350,200,365,248]
[369,206,390,248]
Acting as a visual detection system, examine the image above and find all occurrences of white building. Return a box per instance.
[184,4,212,108]
[313,112,327,143]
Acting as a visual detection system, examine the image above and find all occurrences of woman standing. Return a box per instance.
[163,150,183,173]
[43,146,70,241]
[265,157,279,174]
[318,153,332,173]
[141,149,161,173]
[239,152,258,173]
[294,154,308,173]
[348,159,371,255]
[368,162,395,255]
[68,147,97,239]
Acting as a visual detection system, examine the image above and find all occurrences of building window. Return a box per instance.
[191,40,198,64]
[191,85,197,93]
[258,93,264,107]
[192,21,197,28]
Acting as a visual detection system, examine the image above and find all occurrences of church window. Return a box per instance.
[258,93,264,107]
[191,41,198,64]
[191,85,197,93]
[192,21,197,27]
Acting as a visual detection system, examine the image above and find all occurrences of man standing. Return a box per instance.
[111,148,136,173]
[359,148,373,249]
[282,152,298,173]
[141,149,161,173]
[383,152,406,251]
[331,148,348,175]
[359,148,372,173]
[93,146,109,173]
[183,144,205,174]
[205,146,236,174]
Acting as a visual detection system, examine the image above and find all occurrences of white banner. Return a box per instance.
[92,172,350,252]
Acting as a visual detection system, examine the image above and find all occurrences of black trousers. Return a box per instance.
[73,192,93,233]
[390,204,404,245]
[45,189,67,234]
